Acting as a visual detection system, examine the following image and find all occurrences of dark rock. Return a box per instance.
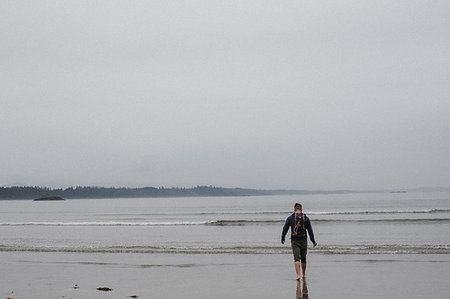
[33,195,65,201]
[97,287,113,292]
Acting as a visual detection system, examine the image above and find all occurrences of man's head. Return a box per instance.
[294,203,302,212]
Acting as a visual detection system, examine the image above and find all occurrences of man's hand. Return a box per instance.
[313,242,317,247]
[281,239,285,245]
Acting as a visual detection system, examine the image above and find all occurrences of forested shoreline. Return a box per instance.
[0,186,355,200]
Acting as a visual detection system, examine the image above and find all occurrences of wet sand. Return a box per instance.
[1,251,449,299]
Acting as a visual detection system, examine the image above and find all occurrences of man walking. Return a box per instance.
[281,203,317,280]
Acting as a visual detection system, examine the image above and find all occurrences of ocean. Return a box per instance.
[1,191,449,298]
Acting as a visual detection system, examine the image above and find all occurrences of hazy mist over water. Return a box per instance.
[1,1,449,190]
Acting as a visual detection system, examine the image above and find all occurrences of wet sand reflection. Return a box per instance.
[295,279,308,299]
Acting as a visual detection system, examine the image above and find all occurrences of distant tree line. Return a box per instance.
[0,185,356,200]
[0,185,264,200]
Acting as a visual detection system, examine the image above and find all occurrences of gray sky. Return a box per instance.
[1,1,449,190]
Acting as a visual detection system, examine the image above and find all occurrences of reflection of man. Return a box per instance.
[281,203,317,280]
[296,279,309,299]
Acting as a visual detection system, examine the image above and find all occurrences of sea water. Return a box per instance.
[0,191,449,298]
[1,191,449,255]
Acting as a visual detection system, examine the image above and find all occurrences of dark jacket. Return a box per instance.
[281,213,316,243]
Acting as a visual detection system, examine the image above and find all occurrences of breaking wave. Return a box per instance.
[0,244,448,255]
[308,209,450,215]
[97,209,450,217]
[207,218,450,225]
[1,217,449,227]
[203,209,450,216]
[0,221,209,226]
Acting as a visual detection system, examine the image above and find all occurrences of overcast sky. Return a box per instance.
[1,1,449,190]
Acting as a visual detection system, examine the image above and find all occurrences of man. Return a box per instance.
[281,203,317,280]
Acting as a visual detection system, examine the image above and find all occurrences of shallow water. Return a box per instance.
[1,192,449,254]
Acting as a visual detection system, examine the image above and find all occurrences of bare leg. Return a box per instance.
[295,261,301,280]
[301,263,306,278]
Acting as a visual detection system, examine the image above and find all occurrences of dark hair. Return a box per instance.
[294,203,302,210]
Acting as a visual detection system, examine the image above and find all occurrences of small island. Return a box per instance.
[33,195,65,201]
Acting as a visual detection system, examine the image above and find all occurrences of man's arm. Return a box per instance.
[306,217,317,247]
[281,217,290,244]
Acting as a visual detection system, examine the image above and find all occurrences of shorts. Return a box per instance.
[291,239,307,263]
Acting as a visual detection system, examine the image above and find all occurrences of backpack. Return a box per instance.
[292,213,306,238]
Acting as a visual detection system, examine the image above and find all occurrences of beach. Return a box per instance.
[1,252,449,298]
[1,192,449,298]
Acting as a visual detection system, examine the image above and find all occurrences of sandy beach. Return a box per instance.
[1,251,449,299]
